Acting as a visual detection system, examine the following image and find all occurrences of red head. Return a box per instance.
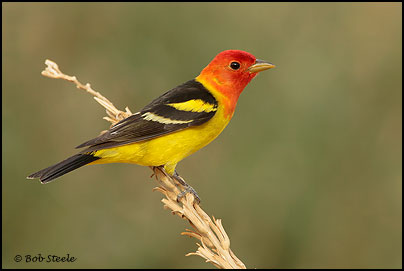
[196,50,275,117]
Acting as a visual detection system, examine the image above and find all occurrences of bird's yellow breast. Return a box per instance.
[91,104,231,174]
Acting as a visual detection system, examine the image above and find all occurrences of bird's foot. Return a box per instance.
[172,171,201,204]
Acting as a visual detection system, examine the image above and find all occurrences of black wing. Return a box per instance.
[77,79,218,153]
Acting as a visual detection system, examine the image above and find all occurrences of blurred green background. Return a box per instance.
[2,2,402,269]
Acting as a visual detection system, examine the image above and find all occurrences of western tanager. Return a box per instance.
[28,50,275,200]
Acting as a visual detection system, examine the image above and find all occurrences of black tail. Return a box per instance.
[27,154,100,184]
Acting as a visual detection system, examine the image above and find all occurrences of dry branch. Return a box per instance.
[42,60,132,126]
[41,59,246,269]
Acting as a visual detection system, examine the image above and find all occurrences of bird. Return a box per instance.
[27,50,275,201]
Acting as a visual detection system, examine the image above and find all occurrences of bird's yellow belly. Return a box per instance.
[91,106,231,174]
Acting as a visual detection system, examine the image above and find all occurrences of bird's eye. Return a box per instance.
[230,61,241,70]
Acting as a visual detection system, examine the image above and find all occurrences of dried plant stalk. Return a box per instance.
[42,59,132,126]
[152,167,246,269]
[41,59,246,269]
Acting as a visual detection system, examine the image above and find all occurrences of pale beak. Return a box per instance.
[248,59,275,73]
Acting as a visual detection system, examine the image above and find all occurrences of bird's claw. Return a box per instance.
[172,170,201,204]
[177,185,201,204]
